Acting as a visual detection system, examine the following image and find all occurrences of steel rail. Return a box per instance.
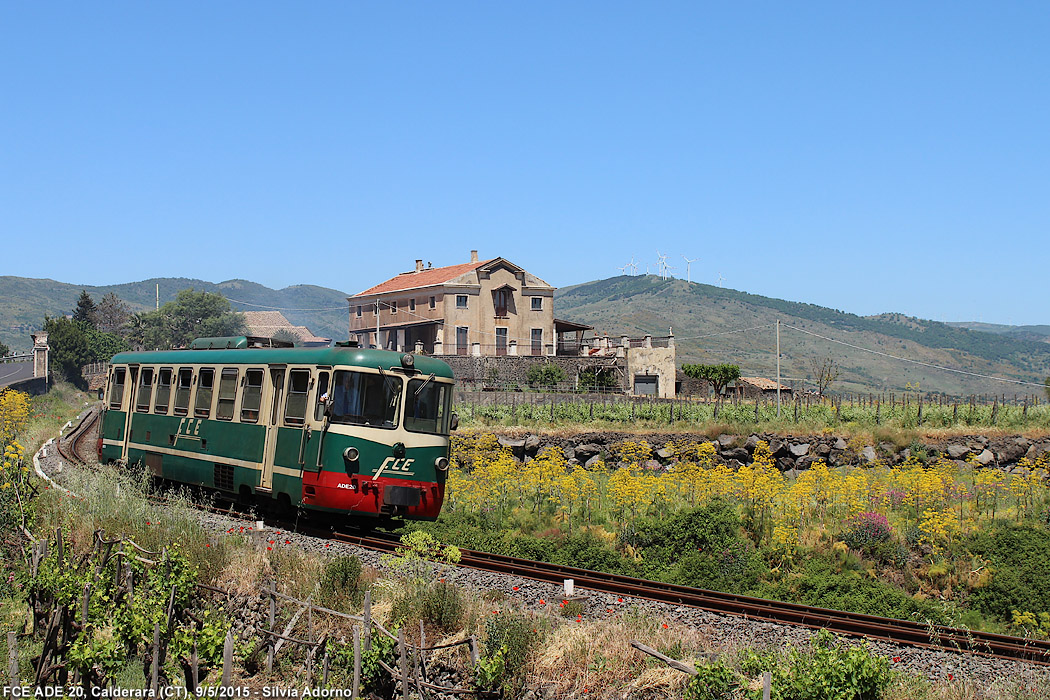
[56,406,100,465]
[332,532,1050,666]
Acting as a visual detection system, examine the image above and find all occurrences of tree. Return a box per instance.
[43,316,92,386]
[0,342,8,357]
[95,292,132,335]
[681,363,740,396]
[73,291,98,327]
[578,366,619,392]
[810,355,840,397]
[526,362,566,390]
[271,329,300,347]
[129,289,246,350]
[1045,377,1050,402]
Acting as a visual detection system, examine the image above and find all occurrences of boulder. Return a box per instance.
[717,434,736,448]
[723,447,750,463]
[744,434,761,452]
[975,449,995,466]
[776,457,795,472]
[1025,442,1050,461]
[796,455,817,470]
[828,449,845,466]
[725,459,743,470]
[814,443,832,458]
[995,439,1027,464]
[643,459,663,471]
[833,437,848,451]
[769,439,789,457]
[946,444,969,460]
[574,443,602,461]
[900,448,911,461]
[584,455,603,469]
[498,436,526,456]
[879,442,896,457]
[789,443,810,458]
[861,446,877,463]
[524,434,542,455]
[655,447,675,460]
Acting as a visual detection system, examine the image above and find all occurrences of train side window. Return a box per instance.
[241,369,263,423]
[216,369,238,421]
[173,368,193,416]
[284,369,310,426]
[154,368,173,414]
[109,368,126,410]
[195,368,215,418]
[135,368,154,413]
[314,372,330,421]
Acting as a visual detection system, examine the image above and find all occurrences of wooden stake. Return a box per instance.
[7,631,17,688]
[398,628,408,700]
[150,622,160,692]
[221,629,234,687]
[266,580,275,674]
[352,626,361,700]
[363,589,371,651]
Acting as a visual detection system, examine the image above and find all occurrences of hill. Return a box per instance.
[945,321,1050,344]
[554,276,1050,397]
[0,276,351,352]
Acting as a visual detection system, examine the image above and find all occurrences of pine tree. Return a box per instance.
[72,290,98,327]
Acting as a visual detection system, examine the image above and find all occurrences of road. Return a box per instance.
[0,360,34,387]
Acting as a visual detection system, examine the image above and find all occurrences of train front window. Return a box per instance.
[405,378,452,435]
[329,370,401,429]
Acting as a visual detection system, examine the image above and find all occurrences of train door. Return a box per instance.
[259,366,285,491]
[121,365,139,460]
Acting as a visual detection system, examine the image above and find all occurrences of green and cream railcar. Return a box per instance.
[98,338,456,522]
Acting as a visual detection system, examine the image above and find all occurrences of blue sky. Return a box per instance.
[2,2,1048,325]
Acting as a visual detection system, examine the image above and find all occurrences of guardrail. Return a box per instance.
[0,353,32,363]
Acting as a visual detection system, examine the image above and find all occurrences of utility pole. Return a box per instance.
[156,283,159,311]
[376,299,381,349]
[776,319,781,417]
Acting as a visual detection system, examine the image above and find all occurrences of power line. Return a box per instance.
[782,323,1047,388]
[225,298,349,312]
[675,323,776,341]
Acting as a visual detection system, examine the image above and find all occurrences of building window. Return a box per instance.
[456,326,469,355]
[531,297,542,311]
[391,301,398,314]
[496,327,508,356]
[356,305,362,317]
[456,295,467,309]
[373,303,378,316]
[409,298,416,312]
[494,289,509,317]
[531,329,543,356]
[429,296,436,309]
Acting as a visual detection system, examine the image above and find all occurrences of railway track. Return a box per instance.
[55,405,101,466]
[57,415,1050,668]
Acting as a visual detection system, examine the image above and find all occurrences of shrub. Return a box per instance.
[967,524,1050,621]
[318,555,363,608]
[684,659,740,700]
[525,363,566,389]
[841,512,892,551]
[483,608,546,688]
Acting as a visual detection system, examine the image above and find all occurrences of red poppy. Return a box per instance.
[539,599,546,605]
[285,540,291,544]
[205,544,211,547]
[617,597,623,603]
[607,608,613,613]
[948,674,954,681]
[662,623,668,629]
[892,657,900,663]
[267,546,272,551]
[512,586,519,591]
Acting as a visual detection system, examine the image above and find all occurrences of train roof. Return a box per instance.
[109,345,456,379]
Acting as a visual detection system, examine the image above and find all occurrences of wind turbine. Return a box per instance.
[628,256,638,276]
[717,272,726,288]
[617,263,629,276]
[682,256,698,283]
[656,251,669,279]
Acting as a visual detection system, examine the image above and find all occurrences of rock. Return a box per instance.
[563,446,575,460]
[968,441,985,453]
[879,442,896,457]
[723,447,750,462]
[725,459,743,470]
[524,434,542,454]
[833,437,848,451]
[783,468,800,479]
[643,459,662,471]
[584,455,603,469]
[574,443,602,461]
[655,447,675,460]
[717,434,736,448]
[975,449,995,466]
[789,443,810,458]
[1025,442,1050,461]
[861,446,877,463]
[814,443,831,458]
[769,439,788,457]
[828,449,844,466]
[744,434,761,452]
[796,455,817,470]
[498,436,526,456]
[776,457,795,472]
[946,444,969,460]
[995,439,1027,464]
[900,448,911,461]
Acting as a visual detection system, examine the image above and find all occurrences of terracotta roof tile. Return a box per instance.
[739,377,790,391]
[353,260,493,297]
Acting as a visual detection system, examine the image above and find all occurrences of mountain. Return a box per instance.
[554,276,1050,397]
[945,321,1050,344]
[0,276,351,352]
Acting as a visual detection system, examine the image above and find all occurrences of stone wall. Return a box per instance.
[438,354,628,391]
[478,429,1050,473]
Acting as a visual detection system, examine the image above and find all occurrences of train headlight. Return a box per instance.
[434,457,449,471]
[343,447,360,462]
[401,353,415,368]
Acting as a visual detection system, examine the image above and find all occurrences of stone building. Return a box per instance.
[732,377,792,399]
[348,252,677,398]
[242,311,331,347]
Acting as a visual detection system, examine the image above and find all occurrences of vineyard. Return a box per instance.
[423,431,1050,632]
[453,390,1050,433]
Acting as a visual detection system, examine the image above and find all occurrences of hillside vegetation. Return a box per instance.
[555,276,1050,396]
[0,276,350,351]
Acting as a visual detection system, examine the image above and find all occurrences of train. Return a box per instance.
[98,336,457,524]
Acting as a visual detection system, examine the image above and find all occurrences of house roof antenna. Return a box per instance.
[682,256,698,283]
